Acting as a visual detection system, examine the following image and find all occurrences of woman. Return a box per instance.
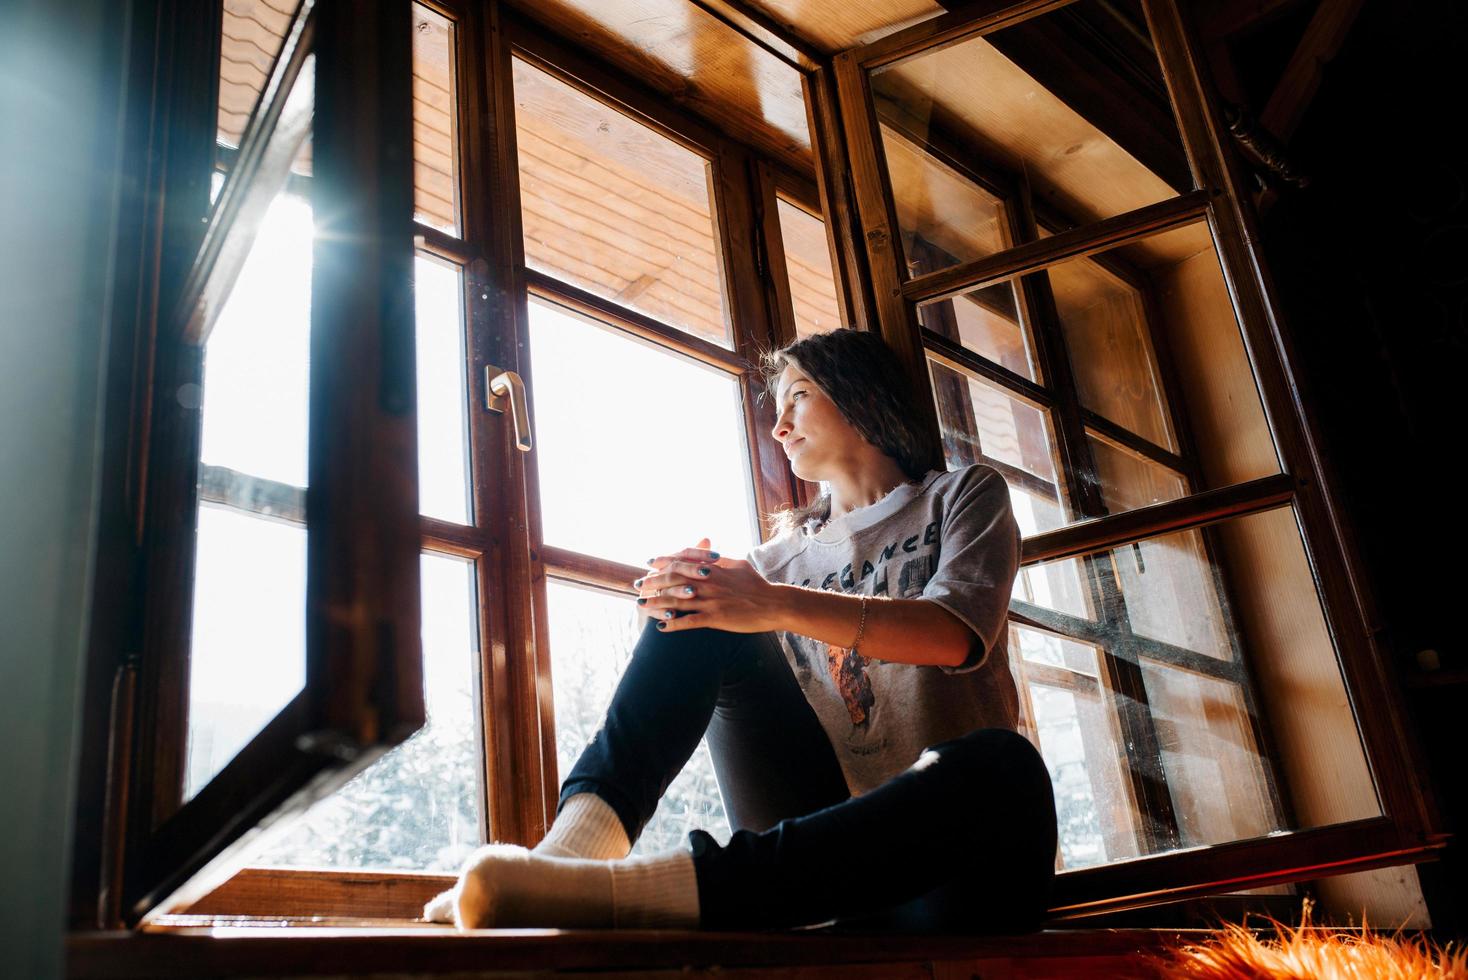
[426,330,1056,933]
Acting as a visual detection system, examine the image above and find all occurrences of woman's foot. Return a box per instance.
[423,843,700,930]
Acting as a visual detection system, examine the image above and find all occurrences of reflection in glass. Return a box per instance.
[412,3,459,234]
[254,553,484,871]
[1141,659,1278,848]
[546,580,729,854]
[918,282,1036,382]
[188,63,314,805]
[927,358,1066,533]
[1087,433,1187,514]
[414,254,470,524]
[1044,252,1178,452]
[1002,505,1380,871]
[870,0,1187,236]
[877,123,1010,275]
[185,505,306,799]
[774,197,841,337]
[528,299,757,566]
[513,58,731,347]
[216,0,301,152]
[1109,525,1233,661]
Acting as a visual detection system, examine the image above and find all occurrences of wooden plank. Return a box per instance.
[853,0,1074,71]
[503,0,814,175]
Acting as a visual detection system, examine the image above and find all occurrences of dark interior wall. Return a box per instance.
[1251,0,1467,935]
[0,0,132,976]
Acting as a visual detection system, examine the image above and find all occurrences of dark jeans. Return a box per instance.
[558,619,1057,933]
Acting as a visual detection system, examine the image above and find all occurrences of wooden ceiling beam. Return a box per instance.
[1259,0,1365,143]
[686,0,828,70]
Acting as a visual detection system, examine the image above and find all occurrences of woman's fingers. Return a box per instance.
[634,559,715,595]
[646,547,719,569]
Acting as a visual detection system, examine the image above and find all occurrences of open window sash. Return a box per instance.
[826,0,1444,917]
[124,0,424,924]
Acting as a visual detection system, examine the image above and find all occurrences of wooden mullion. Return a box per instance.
[803,64,875,332]
[1079,412,1188,477]
[1021,661,1101,696]
[831,51,943,466]
[904,190,1211,306]
[1023,473,1295,566]
[717,143,797,534]
[754,159,800,349]
[541,547,642,597]
[412,221,474,265]
[461,0,551,849]
[922,327,1054,412]
[525,271,747,375]
[1142,0,1440,840]
[1010,600,1245,687]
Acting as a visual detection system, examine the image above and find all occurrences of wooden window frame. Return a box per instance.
[828,0,1444,918]
[76,0,1444,934]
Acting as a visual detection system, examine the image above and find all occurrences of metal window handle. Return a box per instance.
[485,366,532,452]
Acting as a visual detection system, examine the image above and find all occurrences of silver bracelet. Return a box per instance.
[852,594,869,651]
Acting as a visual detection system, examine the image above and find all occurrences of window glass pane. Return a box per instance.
[217,0,300,153]
[1087,433,1188,514]
[546,579,730,855]
[1055,220,1279,485]
[187,62,313,804]
[185,505,306,799]
[513,58,731,348]
[774,197,841,337]
[919,282,1037,382]
[869,0,1188,243]
[253,553,485,872]
[1043,249,1178,453]
[198,158,312,488]
[877,123,1010,276]
[414,253,470,524]
[1008,505,1380,871]
[1111,524,1234,661]
[927,358,1067,532]
[1140,659,1279,848]
[412,3,459,235]
[1012,644,1136,871]
[528,298,758,565]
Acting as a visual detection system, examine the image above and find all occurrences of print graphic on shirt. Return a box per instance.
[825,644,875,725]
[783,520,942,729]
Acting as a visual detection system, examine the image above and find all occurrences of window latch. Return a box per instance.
[484,366,532,452]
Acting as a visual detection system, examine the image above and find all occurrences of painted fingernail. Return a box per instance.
[656,621,667,630]
[683,586,695,595]
[637,597,647,605]
[664,610,675,619]
[697,567,711,577]
[633,577,644,588]
[708,551,719,559]
[646,558,658,566]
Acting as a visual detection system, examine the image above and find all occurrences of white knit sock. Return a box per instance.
[428,843,700,930]
[534,792,631,860]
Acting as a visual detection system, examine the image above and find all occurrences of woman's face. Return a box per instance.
[770,362,866,483]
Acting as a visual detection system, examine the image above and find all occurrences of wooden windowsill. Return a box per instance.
[68,923,1198,978]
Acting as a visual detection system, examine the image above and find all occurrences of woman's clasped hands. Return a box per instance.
[635,536,784,634]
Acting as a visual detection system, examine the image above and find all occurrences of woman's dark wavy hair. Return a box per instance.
[759,329,944,536]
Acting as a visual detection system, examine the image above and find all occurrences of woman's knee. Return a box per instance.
[924,729,1055,814]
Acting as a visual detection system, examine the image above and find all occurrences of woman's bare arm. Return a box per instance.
[769,584,975,669]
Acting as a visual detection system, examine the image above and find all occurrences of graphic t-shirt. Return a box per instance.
[747,463,1022,796]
